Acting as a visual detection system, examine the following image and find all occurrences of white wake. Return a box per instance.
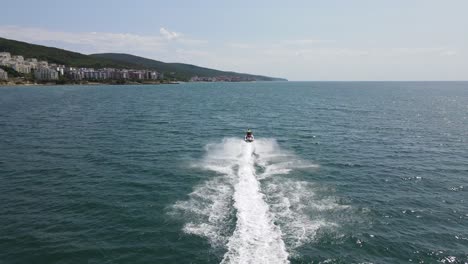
[220,141,288,264]
[173,138,347,263]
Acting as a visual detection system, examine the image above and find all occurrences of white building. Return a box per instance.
[0,68,7,80]
[12,63,31,74]
[34,67,59,81]
[26,58,38,70]
[12,55,24,63]
[146,71,159,80]
[129,70,145,80]
[0,52,11,66]
[0,52,11,61]
[38,61,48,68]
[25,61,38,70]
[121,70,129,79]
[53,65,65,76]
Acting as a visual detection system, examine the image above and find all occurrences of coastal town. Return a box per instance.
[0,51,264,85]
[0,51,163,84]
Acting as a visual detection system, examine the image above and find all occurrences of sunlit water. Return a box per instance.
[1,82,467,263]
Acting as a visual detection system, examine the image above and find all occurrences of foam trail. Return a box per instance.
[221,141,289,264]
[173,138,345,262]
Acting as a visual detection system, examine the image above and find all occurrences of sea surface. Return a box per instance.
[0,82,467,264]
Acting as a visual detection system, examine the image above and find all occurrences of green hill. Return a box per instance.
[0,37,287,81]
[0,37,139,69]
[90,53,287,81]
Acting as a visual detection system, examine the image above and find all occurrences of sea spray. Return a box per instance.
[220,141,289,264]
[173,138,345,262]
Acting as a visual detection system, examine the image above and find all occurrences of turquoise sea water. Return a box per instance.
[0,82,467,264]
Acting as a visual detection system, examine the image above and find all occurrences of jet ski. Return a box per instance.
[244,129,254,142]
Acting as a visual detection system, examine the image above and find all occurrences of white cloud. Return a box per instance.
[159,27,180,40]
[282,39,336,45]
[0,25,166,53]
[0,25,205,55]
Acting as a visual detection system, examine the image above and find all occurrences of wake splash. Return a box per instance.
[221,141,288,263]
[173,138,346,263]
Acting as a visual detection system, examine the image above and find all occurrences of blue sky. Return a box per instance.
[1,0,467,80]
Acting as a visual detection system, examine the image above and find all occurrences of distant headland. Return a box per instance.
[0,37,287,86]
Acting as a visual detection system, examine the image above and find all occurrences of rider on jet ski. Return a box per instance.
[245,129,254,142]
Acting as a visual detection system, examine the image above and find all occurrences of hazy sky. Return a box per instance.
[1,0,467,80]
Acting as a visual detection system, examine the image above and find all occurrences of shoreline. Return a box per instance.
[0,81,180,87]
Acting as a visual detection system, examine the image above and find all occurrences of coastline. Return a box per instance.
[0,79,285,87]
[0,81,180,87]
